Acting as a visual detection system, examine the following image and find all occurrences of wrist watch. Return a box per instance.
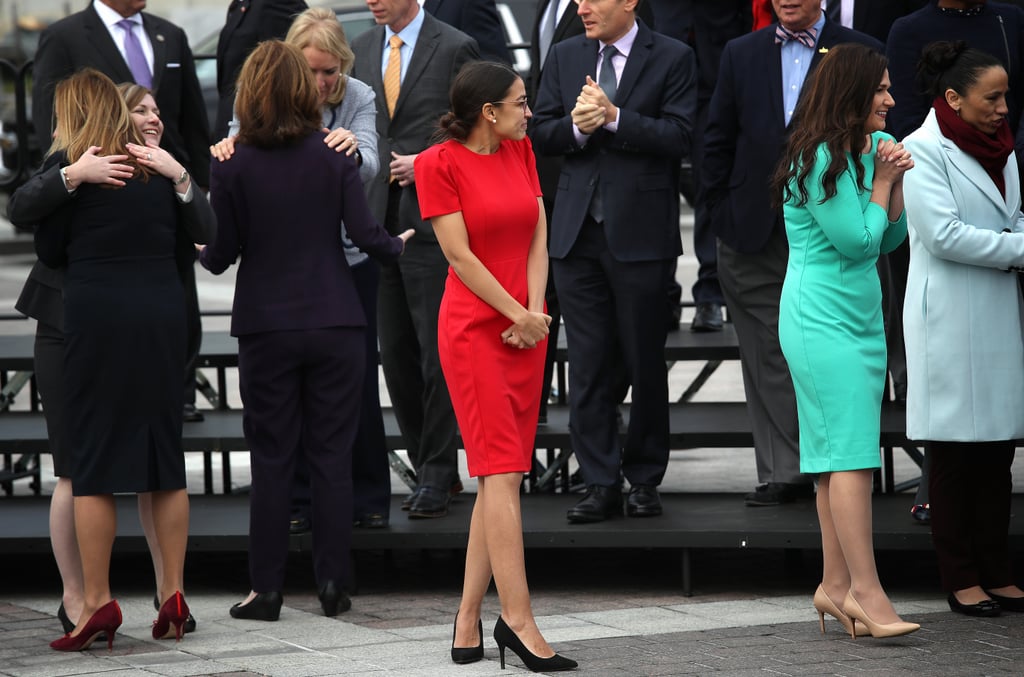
[174,169,189,186]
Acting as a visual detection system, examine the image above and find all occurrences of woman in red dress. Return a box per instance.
[415,62,575,673]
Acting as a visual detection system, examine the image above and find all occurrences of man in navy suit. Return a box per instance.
[532,0,696,523]
[701,0,882,506]
[423,0,511,63]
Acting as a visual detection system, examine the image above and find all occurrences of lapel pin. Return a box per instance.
[156,34,165,42]
[818,47,829,54]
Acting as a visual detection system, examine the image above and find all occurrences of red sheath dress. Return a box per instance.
[416,137,545,477]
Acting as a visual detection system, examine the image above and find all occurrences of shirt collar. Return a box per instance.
[386,5,425,52]
[93,0,142,28]
[601,19,639,58]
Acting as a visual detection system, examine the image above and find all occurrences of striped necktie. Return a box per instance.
[774,24,817,49]
[384,35,403,118]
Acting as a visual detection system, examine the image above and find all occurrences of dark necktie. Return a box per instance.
[599,45,618,104]
[117,19,152,88]
[538,0,558,69]
[774,24,817,49]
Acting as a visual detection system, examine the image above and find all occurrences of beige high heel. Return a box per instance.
[843,592,920,639]
[812,585,870,637]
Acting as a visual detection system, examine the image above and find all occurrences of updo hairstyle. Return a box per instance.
[436,61,520,142]
[916,40,1003,99]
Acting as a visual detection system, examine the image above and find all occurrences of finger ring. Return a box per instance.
[146,153,152,160]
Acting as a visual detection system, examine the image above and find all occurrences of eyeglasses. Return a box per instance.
[492,97,529,112]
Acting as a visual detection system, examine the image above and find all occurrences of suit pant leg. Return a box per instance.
[350,261,392,518]
[605,253,673,487]
[302,327,363,587]
[691,103,724,306]
[973,443,1016,589]
[552,220,623,489]
[397,237,458,490]
[238,332,304,592]
[717,228,804,485]
[929,440,981,592]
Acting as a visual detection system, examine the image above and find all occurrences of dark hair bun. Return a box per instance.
[919,40,968,76]
[438,111,471,142]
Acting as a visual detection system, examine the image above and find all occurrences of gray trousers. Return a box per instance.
[717,226,807,485]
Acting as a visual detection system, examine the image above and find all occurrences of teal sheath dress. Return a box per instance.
[779,132,907,473]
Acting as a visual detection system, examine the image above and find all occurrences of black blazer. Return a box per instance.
[424,0,511,63]
[852,0,927,44]
[701,21,883,254]
[214,0,309,141]
[31,5,211,187]
[532,20,696,262]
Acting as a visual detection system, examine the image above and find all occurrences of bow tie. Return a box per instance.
[775,24,818,49]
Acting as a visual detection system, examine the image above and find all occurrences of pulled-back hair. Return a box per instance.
[286,7,353,106]
[435,61,520,143]
[235,40,322,148]
[50,68,146,179]
[771,43,888,208]
[916,40,1003,99]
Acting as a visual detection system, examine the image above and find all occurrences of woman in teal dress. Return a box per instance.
[773,43,918,640]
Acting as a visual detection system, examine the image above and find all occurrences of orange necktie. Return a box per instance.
[384,35,403,118]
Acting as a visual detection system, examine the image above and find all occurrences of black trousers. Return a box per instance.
[928,440,1016,592]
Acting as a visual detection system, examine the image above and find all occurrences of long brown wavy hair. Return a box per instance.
[49,68,147,178]
[771,44,888,209]
[234,40,322,148]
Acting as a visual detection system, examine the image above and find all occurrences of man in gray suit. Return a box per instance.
[350,0,478,519]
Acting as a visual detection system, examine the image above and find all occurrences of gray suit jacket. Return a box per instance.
[350,11,479,240]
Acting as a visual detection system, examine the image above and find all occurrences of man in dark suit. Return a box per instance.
[213,0,308,141]
[702,0,882,506]
[32,0,213,424]
[822,0,927,44]
[350,0,478,519]
[532,0,696,523]
[423,0,511,63]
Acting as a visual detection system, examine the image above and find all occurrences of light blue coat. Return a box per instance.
[902,109,1024,441]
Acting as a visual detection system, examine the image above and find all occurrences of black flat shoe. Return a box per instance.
[626,485,662,517]
[910,503,930,525]
[57,603,75,634]
[566,486,622,524]
[451,612,484,664]
[947,593,1001,617]
[153,594,197,633]
[986,592,1024,612]
[230,591,283,621]
[318,580,351,616]
[493,616,576,672]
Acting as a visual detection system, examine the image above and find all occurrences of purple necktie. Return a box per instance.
[117,19,152,88]
[774,24,817,49]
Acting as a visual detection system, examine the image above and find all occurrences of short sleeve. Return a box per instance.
[516,137,542,197]
[415,143,462,220]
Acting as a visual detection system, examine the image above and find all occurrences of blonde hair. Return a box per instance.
[117,81,153,112]
[235,40,321,148]
[49,68,146,178]
[285,7,353,107]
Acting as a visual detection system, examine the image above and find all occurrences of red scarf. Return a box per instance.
[933,95,1014,198]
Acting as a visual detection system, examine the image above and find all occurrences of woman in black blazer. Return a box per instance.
[200,40,411,620]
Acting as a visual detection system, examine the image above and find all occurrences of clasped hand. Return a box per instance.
[500,311,552,349]
[571,76,615,135]
[874,138,914,182]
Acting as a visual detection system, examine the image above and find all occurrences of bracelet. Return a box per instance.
[174,169,189,186]
[59,166,76,192]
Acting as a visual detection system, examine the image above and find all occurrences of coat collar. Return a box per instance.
[923,109,1020,217]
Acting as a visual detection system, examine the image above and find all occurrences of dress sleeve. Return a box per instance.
[799,141,890,261]
[415,144,462,220]
[519,137,542,197]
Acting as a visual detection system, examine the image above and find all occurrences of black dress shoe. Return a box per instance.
[153,594,197,633]
[626,485,662,517]
[948,593,1001,617]
[318,580,351,616]
[744,482,814,506]
[566,486,623,524]
[289,516,311,534]
[354,512,389,529]
[400,488,421,511]
[182,403,205,422]
[690,302,724,332]
[986,592,1024,612]
[230,591,283,621]
[408,486,450,519]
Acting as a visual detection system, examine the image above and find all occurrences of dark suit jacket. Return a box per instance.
[423,0,510,63]
[532,19,695,262]
[851,0,927,44]
[11,155,216,329]
[701,22,883,254]
[202,132,401,336]
[31,5,211,187]
[350,11,479,239]
[214,0,308,141]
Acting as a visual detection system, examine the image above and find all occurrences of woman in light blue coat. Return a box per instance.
[903,41,1024,618]
[214,7,394,533]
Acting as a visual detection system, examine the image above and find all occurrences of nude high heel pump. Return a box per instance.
[843,592,920,639]
[812,585,870,637]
